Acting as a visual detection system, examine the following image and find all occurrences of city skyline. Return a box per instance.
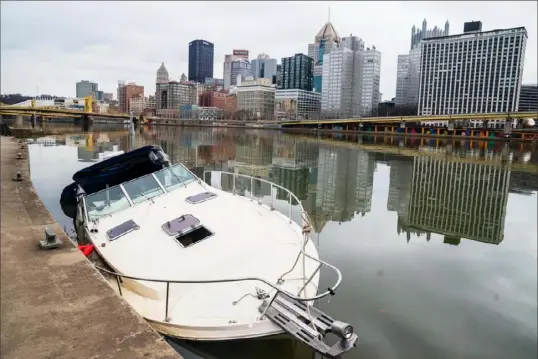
[1,1,536,99]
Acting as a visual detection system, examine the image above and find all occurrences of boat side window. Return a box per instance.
[85,186,131,221]
[154,164,196,192]
[123,174,165,205]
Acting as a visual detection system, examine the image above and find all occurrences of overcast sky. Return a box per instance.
[1,1,537,99]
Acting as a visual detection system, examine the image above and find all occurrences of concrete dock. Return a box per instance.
[0,136,182,359]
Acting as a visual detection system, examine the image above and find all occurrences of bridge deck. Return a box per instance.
[279,111,538,126]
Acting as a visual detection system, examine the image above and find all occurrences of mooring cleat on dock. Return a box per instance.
[12,171,23,182]
[39,227,62,250]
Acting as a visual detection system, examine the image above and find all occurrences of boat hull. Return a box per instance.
[147,317,285,341]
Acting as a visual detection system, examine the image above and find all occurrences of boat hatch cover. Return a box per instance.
[162,214,200,236]
[185,192,217,204]
[107,220,139,241]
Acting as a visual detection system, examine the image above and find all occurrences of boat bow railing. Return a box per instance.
[93,170,343,324]
[95,247,341,322]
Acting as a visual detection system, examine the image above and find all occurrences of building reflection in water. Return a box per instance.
[61,126,538,246]
[388,156,511,245]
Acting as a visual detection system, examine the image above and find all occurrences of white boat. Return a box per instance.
[71,147,357,356]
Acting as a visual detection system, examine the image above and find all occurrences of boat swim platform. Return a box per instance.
[0,136,182,359]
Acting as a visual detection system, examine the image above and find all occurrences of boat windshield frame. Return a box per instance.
[83,163,197,222]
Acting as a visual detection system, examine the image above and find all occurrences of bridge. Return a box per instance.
[0,104,131,120]
[280,111,538,127]
[0,96,132,121]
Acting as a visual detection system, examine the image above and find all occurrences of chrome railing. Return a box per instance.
[95,244,341,323]
[92,170,342,324]
[201,170,312,231]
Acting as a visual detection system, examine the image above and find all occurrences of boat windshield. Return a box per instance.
[85,186,131,221]
[123,174,165,205]
[154,164,196,191]
[84,163,196,220]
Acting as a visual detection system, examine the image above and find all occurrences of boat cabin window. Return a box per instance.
[85,186,131,220]
[154,164,196,192]
[123,174,164,205]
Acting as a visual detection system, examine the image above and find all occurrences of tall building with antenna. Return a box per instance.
[308,8,341,93]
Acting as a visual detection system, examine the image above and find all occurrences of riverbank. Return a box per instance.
[0,136,182,359]
[5,117,538,142]
[144,120,538,142]
[280,127,538,142]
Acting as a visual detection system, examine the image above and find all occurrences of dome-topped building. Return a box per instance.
[257,53,271,60]
[156,62,169,84]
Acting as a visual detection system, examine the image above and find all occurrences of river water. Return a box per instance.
[25,124,537,359]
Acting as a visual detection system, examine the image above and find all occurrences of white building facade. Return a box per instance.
[321,45,381,118]
[275,89,321,121]
[395,46,424,107]
[321,47,355,118]
[341,35,365,52]
[236,78,276,121]
[357,48,381,116]
[418,26,527,124]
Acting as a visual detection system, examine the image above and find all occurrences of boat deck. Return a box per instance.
[89,180,320,339]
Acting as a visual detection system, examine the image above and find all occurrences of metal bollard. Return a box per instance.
[39,227,62,250]
[16,152,23,159]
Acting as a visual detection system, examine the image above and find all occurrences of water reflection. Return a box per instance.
[25,124,538,359]
[390,156,511,245]
[65,125,536,248]
[32,125,538,244]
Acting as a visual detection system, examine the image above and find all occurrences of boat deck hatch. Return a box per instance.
[162,214,200,236]
[185,192,217,204]
[107,220,139,241]
[175,226,213,248]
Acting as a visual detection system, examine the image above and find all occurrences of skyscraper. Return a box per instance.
[280,53,313,91]
[341,35,364,52]
[156,62,169,84]
[411,19,450,50]
[395,19,449,106]
[188,39,214,83]
[321,47,355,118]
[395,55,410,105]
[117,81,144,113]
[308,21,341,93]
[321,45,381,118]
[418,24,527,119]
[223,49,250,89]
[76,80,98,98]
[251,53,278,83]
[230,59,253,87]
[357,48,381,116]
